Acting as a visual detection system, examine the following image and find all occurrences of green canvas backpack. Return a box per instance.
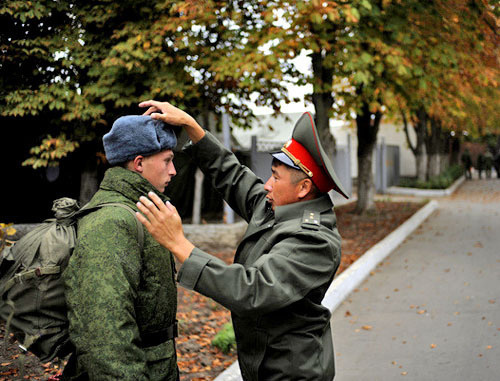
[0,197,143,362]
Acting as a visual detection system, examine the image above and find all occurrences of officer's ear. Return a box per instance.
[297,178,314,199]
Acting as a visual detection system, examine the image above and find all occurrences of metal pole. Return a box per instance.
[222,113,235,224]
[381,137,387,193]
[347,133,352,197]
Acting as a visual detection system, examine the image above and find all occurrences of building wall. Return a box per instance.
[233,113,418,179]
[332,122,417,178]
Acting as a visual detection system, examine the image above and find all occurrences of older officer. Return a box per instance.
[136,100,348,381]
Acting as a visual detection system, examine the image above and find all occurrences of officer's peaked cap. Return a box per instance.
[272,112,349,198]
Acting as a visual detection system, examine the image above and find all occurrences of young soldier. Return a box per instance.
[63,115,179,380]
[137,100,348,381]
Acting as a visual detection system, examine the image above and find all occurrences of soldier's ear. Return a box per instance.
[131,155,145,173]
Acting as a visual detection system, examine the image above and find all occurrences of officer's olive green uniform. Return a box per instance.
[178,132,341,380]
[63,167,178,380]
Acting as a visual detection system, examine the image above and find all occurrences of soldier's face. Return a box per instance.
[140,149,176,192]
[264,164,302,209]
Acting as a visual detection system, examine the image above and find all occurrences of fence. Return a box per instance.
[375,138,400,193]
[250,135,400,198]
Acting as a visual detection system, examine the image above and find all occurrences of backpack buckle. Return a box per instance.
[13,273,25,285]
[18,344,28,353]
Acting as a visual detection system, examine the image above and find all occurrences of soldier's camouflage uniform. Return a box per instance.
[63,167,178,380]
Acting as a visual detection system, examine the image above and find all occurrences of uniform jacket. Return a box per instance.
[63,167,178,381]
[178,132,341,380]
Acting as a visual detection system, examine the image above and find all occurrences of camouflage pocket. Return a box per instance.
[144,339,177,381]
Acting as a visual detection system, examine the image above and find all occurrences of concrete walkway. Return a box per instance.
[331,178,500,380]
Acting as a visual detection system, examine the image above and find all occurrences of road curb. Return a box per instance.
[386,175,464,197]
[214,199,439,381]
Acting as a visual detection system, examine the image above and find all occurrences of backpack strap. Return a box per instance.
[2,266,60,296]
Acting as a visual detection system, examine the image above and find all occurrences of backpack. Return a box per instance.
[0,197,144,362]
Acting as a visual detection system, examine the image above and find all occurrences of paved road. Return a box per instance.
[331,178,500,381]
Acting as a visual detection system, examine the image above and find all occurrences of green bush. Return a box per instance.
[212,322,236,354]
[398,165,463,189]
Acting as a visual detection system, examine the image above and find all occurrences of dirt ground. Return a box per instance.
[0,200,424,380]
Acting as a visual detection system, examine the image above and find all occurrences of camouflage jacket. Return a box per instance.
[178,132,341,380]
[63,167,178,380]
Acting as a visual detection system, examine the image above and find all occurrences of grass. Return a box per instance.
[398,165,463,189]
[211,323,236,354]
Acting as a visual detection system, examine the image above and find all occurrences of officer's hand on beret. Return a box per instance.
[139,100,195,128]
[139,100,205,143]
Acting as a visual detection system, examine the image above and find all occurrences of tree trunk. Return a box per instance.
[426,117,443,178]
[355,102,381,214]
[415,152,427,182]
[403,107,427,181]
[427,153,440,178]
[450,136,460,166]
[311,51,336,159]
[413,109,428,181]
[191,109,211,224]
[79,159,99,206]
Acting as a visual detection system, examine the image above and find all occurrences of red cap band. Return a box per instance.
[282,138,335,193]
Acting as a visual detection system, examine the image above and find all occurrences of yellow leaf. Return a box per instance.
[361,325,372,330]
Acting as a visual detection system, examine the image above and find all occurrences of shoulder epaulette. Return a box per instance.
[301,210,320,230]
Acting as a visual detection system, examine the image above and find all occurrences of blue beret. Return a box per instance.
[103,115,177,165]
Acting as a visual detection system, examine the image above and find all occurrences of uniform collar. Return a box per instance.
[274,194,333,223]
[98,166,169,204]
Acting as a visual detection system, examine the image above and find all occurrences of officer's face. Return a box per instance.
[140,149,177,192]
[264,163,302,209]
